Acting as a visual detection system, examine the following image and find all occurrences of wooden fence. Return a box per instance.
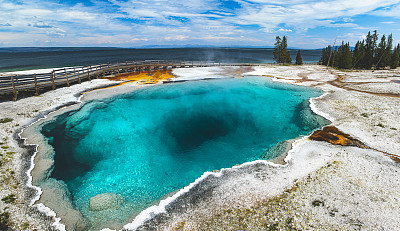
[0,60,227,101]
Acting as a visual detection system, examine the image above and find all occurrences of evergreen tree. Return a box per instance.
[353,40,366,69]
[320,47,328,65]
[384,34,393,67]
[376,34,388,68]
[332,46,338,68]
[335,42,352,69]
[320,45,333,66]
[273,35,291,64]
[364,30,378,69]
[391,44,400,69]
[282,36,292,63]
[273,36,282,63]
[296,50,303,65]
[320,30,398,70]
[342,42,352,69]
[286,49,292,63]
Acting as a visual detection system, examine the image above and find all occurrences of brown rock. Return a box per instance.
[309,126,367,148]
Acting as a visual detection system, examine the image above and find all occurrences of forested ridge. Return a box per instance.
[320,31,400,69]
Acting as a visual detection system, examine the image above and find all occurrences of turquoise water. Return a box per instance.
[41,77,328,230]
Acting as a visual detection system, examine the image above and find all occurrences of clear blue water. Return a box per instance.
[0,47,321,72]
[41,77,327,229]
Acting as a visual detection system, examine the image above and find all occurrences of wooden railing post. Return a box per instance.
[117,63,120,74]
[88,66,91,81]
[125,61,128,72]
[11,76,17,101]
[77,68,82,84]
[95,66,99,79]
[64,69,70,87]
[51,71,56,90]
[132,61,135,71]
[33,74,39,95]
[101,64,105,77]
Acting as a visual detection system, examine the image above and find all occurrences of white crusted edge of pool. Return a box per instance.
[16,65,332,231]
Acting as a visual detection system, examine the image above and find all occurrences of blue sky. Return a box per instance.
[1,0,400,48]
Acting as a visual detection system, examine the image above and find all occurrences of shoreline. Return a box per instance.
[0,65,399,230]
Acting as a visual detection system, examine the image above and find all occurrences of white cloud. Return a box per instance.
[164,35,188,41]
[278,28,293,32]
[31,21,52,28]
[235,0,400,32]
[372,3,400,17]
[0,0,400,47]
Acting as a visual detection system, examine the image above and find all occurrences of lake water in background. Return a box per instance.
[0,47,321,72]
[40,76,328,230]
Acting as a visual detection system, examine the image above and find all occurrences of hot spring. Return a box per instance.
[38,76,328,230]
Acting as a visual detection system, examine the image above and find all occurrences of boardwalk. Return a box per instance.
[0,60,240,101]
[0,61,320,101]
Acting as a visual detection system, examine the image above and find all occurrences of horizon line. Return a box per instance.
[0,46,322,50]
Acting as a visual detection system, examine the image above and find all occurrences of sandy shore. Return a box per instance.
[0,65,399,230]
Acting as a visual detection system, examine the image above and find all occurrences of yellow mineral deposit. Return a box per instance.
[107,70,175,85]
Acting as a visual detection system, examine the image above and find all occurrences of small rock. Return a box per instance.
[89,193,125,211]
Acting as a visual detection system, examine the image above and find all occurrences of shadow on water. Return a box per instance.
[291,100,330,132]
[42,114,94,181]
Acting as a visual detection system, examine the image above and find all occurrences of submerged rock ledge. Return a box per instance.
[89,193,125,212]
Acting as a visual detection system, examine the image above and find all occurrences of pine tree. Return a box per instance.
[364,30,378,69]
[384,34,393,68]
[334,42,351,69]
[353,40,366,69]
[320,30,397,70]
[342,42,352,69]
[332,46,338,68]
[273,36,282,63]
[273,35,291,64]
[320,45,333,66]
[376,34,387,69]
[286,50,292,64]
[320,47,327,65]
[296,50,303,65]
[391,44,400,69]
[282,36,292,63]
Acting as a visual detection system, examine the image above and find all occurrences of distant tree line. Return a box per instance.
[273,35,303,65]
[320,31,400,69]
